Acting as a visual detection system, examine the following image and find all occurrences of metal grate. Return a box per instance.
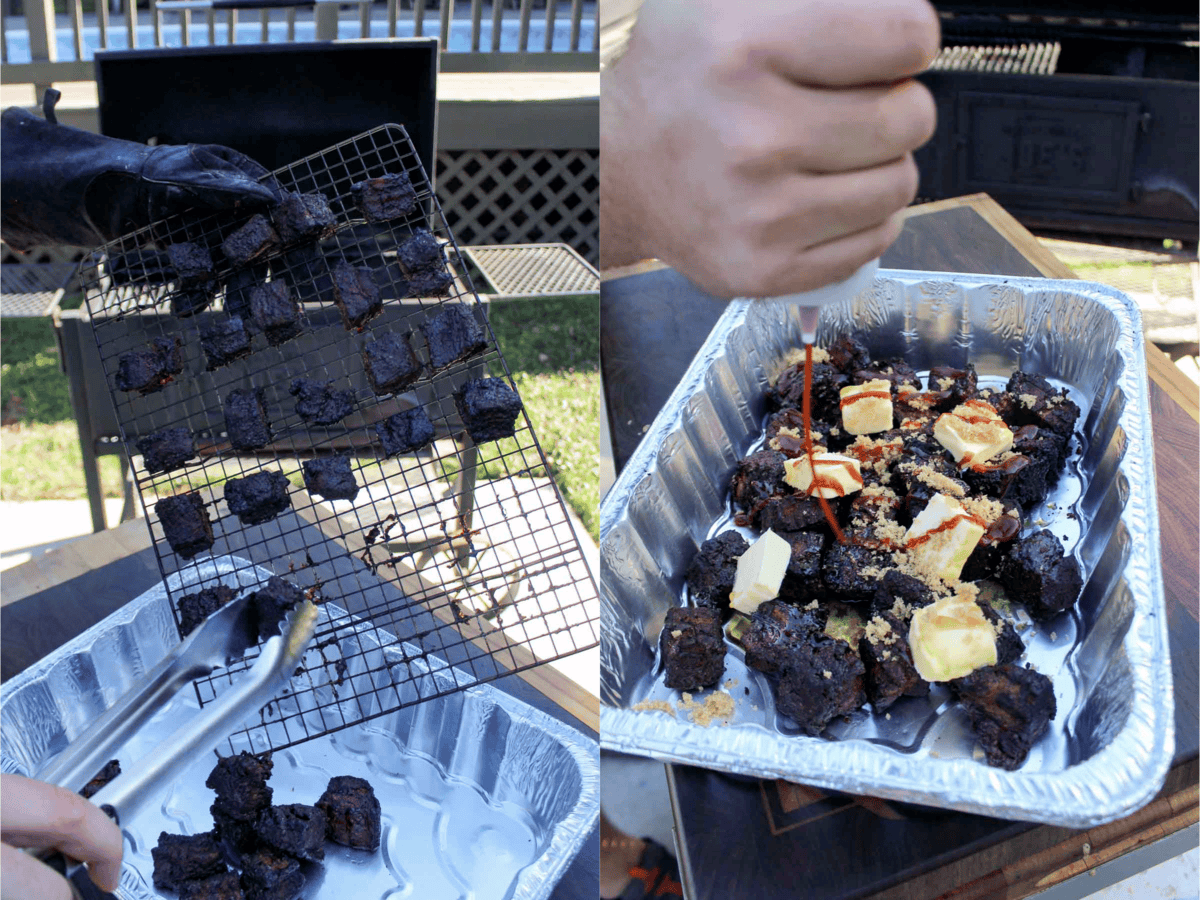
[930,42,1061,75]
[436,149,599,266]
[463,243,599,297]
[0,263,75,317]
[76,124,599,755]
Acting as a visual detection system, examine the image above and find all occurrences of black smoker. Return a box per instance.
[916,1,1198,247]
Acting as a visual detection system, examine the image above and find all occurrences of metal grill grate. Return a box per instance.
[436,149,599,266]
[76,124,599,755]
[0,262,75,317]
[930,42,1061,75]
[463,243,599,297]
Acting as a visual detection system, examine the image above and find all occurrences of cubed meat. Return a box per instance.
[151,832,227,891]
[961,503,1022,582]
[316,775,382,851]
[239,848,304,900]
[951,663,1056,770]
[660,606,725,690]
[213,809,259,861]
[352,172,418,223]
[178,584,238,636]
[115,336,184,394]
[224,389,271,450]
[302,456,359,501]
[825,334,872,374]
[822,539,892,604]
[403,268,454,298]
[868,569,934,620]
[250,576,304,640]
[362,332,422,396]
[206,751,273,824]
[977,598,1024,665]
[421,302,487,371]
[397,228,445,272]
[765,408,836,453]
[289,378,355,427]
[925,363,978,409]
[852,358,922,392]
[729,449,787,513]
[221,214,279,267]
[271,191,337,245]
[201,317,253,371]
[454,377,523,443]
[224,471,292,526]
[167,242,216,288]
[79,759,120,799]
[859,611,926,711]
[686,531,748,614]
[255,804,327,862]
[180,871,245,900]
[137,427,197,474]
[767,361,848,422]
[775,631,866,735]
[249,281,301,345]
[998,530,1083,622]
[963,449,1053,509]
[741,600,825,676]
[375,407,436,456]
[776,530,825,603]
[751,494,830,534]
[156,492,215,559]
[330,261,383,331]
[1004,371,1081,446]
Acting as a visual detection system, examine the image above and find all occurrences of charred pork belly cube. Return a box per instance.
[963,450,1051,509]
[178,584,238,636]
[225,388,271,450]
[741,600,825,677]
[172,285,216,318]
[660,606,725,690]
[181,871,245,900]
[396,229,444,273]
[926,363,978,408]
[330,261,383,330]
[822,539,892,604]
[825,334,872,374]
[998,530,1083,622]
[222,215,279,268]
[168,242,216,288]
[239,848,304,900]
[454,377,523,443]
[375,406,436,456]
[255,804,327,862]
[860,610,926,711]
[201,317,253,371]
[1004,371,1081,445]
[289,378,356,426]
[775,631,866,735]
[352,171,418,223]
[249,281,301,345]
[777,530,825,603]
[951,663,1056,770]
[206,751,273,824]
[403,267,454,298]
[109,248,172,285]
[116,336,184,394]
[79,759,121,799]
[224,471,292,526]
[362,332,422,396]
[893,455,966,522]
[767,360,848,422]
[729,449,786,513]
[156,492,214,559]
[213,809,259,861]
[421,302,487,371]
[249,576,305,640]
[271,191,336,245]
[137,427,197,474]
[961,503,1023,582]
[977,598,1024,665]
[869,569,935,620]
[152,832,227,891]
[316,775,382,851]
[751,494,828,533]
[852,357,922,392]
[302,456,359,501]
[686,531,748,613]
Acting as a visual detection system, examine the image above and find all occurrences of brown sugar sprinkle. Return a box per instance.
[632,699,676,716]
[864,615,898,646]
[901,462,967,498]
[960,495,1006,525]
[679,690,736,726]
[1019,393,1040,409]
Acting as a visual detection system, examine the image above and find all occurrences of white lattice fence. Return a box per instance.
[436,149,598,265]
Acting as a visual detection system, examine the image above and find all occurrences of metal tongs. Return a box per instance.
[34,594,319,875]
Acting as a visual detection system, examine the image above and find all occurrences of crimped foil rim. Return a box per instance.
[599,271,1171,828]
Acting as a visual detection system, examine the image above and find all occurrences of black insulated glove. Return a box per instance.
[1,106,280,251]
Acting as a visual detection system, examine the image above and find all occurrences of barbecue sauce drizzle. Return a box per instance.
[802,342,847,543]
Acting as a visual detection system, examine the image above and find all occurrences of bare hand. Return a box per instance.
[1,774,123,900]
[601,0,940,297]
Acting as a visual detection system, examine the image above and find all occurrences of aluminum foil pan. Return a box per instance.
[1,555,599,900]
[599,270,1170,827]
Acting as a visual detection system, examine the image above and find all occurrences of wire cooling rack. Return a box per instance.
[76,125,598,753]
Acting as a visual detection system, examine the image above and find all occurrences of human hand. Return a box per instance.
[600,0,939,297]
[0,773,123,900]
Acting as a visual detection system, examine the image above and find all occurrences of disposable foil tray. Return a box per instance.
[1,556,599,900]
[599,270,1171,827]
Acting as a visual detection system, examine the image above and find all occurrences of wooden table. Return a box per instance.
[601,194,1199,900]
[1,508,600,900]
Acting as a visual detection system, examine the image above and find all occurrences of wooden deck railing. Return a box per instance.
[2,0,598,86]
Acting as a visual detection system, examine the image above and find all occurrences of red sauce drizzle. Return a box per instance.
[803,342,847,543]
[839,390,890,409]
[903,512,987,549]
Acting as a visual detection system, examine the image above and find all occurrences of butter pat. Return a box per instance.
[840,379,893,435]
[782,452,864,498]
[908,595,998,682]
[934,400,1013,468]
[729,529,790,615]
[904,493,986,582]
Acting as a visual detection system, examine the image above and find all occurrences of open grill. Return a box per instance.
[75,124,598,754]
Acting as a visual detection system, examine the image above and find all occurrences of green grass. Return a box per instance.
[0,293,600,542]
